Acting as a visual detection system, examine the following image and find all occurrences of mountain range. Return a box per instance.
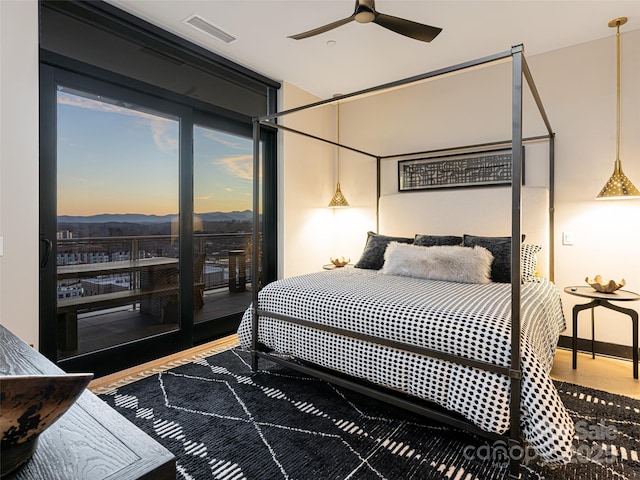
[58,210,253,224]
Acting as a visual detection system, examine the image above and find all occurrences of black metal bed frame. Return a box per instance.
[250,45,555,478]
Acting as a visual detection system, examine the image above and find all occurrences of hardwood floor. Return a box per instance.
[90,337,640,400]
[551,347,640,399]
[89,334,239,393]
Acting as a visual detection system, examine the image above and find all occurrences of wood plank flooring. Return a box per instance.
[551,347,640,399]
[89,334,239,393]
[90,337,639,400]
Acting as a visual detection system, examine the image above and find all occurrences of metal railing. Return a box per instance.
[57,233,255,299]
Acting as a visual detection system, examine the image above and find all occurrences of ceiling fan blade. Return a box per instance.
[288,15,356,40]
[373,13,442,42]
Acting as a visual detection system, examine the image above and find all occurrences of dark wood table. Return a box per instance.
[564,286,640,379]
[0,325,176,479]
[57,257,178,280]
[56,258,180,350]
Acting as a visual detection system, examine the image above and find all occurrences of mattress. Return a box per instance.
[238,268,574,464]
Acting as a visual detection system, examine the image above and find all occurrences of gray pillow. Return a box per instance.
[354,231,413,270]
[414,234,463,247]
[462,234,525,283]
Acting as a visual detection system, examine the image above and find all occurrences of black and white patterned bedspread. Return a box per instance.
[238,268,574,464]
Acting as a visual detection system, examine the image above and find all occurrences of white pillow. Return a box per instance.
[381,242,493,284]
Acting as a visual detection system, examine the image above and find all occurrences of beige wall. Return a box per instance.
[0,0,39,347]
[532,31,640,347]
[279,83,334,277]
[279,83,377,277]
[282,32,640,349]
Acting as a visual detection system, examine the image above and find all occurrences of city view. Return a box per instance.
[55,86,255,355]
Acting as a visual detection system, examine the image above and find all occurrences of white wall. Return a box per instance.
[532,30,640,348]
[282,32,640,350]
[280,83,337,277]
[0,0,39,347]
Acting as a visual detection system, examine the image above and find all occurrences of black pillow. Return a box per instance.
[414,234,463,247]
[462,234,525,283]
[354,231,413,270]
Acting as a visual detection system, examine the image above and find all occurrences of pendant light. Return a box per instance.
[596,17,640,200]
[328,100,350,208]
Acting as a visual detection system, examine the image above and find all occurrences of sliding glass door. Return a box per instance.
[192,123,255,334]
[55,86,182,359]
[39,66,275,375]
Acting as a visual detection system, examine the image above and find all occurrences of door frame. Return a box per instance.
[40,55,276,376]
[39,65,195,375]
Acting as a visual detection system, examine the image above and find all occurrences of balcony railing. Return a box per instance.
[57,233,255,299]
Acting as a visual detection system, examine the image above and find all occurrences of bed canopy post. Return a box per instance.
[520,52,556,283]
[376,156,381,233]
[549,135,555,281]
[251,118,261,372]
[509,44,525,479]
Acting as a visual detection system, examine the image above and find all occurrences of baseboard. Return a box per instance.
[557,335,637,361]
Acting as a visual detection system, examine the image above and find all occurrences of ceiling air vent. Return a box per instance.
[183,14,236,44]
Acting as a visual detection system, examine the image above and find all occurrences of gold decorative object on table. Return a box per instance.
[330,256,350,267]
[585,275,626,293]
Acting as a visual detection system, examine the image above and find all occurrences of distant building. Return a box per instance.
[81,276,131,296]
[57,284,83,300]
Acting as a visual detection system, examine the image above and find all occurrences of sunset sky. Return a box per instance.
[57,89,253,217]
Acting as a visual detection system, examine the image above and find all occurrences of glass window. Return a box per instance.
[56,86,181,358]
[192,126,254,324]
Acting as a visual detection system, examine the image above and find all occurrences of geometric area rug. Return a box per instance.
[97,348,640,480]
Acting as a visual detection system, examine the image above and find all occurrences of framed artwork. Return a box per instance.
[398,147,524,191]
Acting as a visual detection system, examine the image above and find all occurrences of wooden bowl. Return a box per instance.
[585,275,626,293]
[0,373,93,477]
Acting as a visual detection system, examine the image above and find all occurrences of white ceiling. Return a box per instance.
[107,1,640,99]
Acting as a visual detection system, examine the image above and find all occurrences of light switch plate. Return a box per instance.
[0,236,3,256]
[562,232,574,246]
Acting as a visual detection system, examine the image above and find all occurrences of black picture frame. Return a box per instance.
[398,147,525,191]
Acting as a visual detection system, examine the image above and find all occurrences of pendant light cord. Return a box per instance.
[616,21,621,162]
[337,102,341,182]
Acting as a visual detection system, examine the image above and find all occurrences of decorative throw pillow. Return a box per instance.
[521,243,542,282]
[414,234,463,247]
[381,243,493,284]
[462,234,526,283]
[354,232,414,270]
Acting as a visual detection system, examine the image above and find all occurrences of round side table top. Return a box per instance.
[564,285,640,301]
[322,264,353,270]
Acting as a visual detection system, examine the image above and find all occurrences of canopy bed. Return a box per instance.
[242,45,571,478]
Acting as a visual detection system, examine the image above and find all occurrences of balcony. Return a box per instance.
[56,233,255,359]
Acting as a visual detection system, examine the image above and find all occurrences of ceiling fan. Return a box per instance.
[288,0,442,43]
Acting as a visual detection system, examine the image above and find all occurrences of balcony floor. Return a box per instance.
[59,288,252,359]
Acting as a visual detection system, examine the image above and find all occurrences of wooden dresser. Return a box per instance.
[0,325,176,479]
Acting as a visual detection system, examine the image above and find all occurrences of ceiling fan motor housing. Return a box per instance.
[355,7,375,23]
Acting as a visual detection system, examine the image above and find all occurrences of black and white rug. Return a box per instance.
[97,348,640,479]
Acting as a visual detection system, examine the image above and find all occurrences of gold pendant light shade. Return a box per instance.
[596,17,640,200]
[328,182,350,208]
[597,160,640,199]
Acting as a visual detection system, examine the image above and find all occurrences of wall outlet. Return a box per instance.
[562,232,574,246]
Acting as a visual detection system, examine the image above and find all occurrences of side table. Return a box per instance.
[0,325,176,479]
[564,286,640,379]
